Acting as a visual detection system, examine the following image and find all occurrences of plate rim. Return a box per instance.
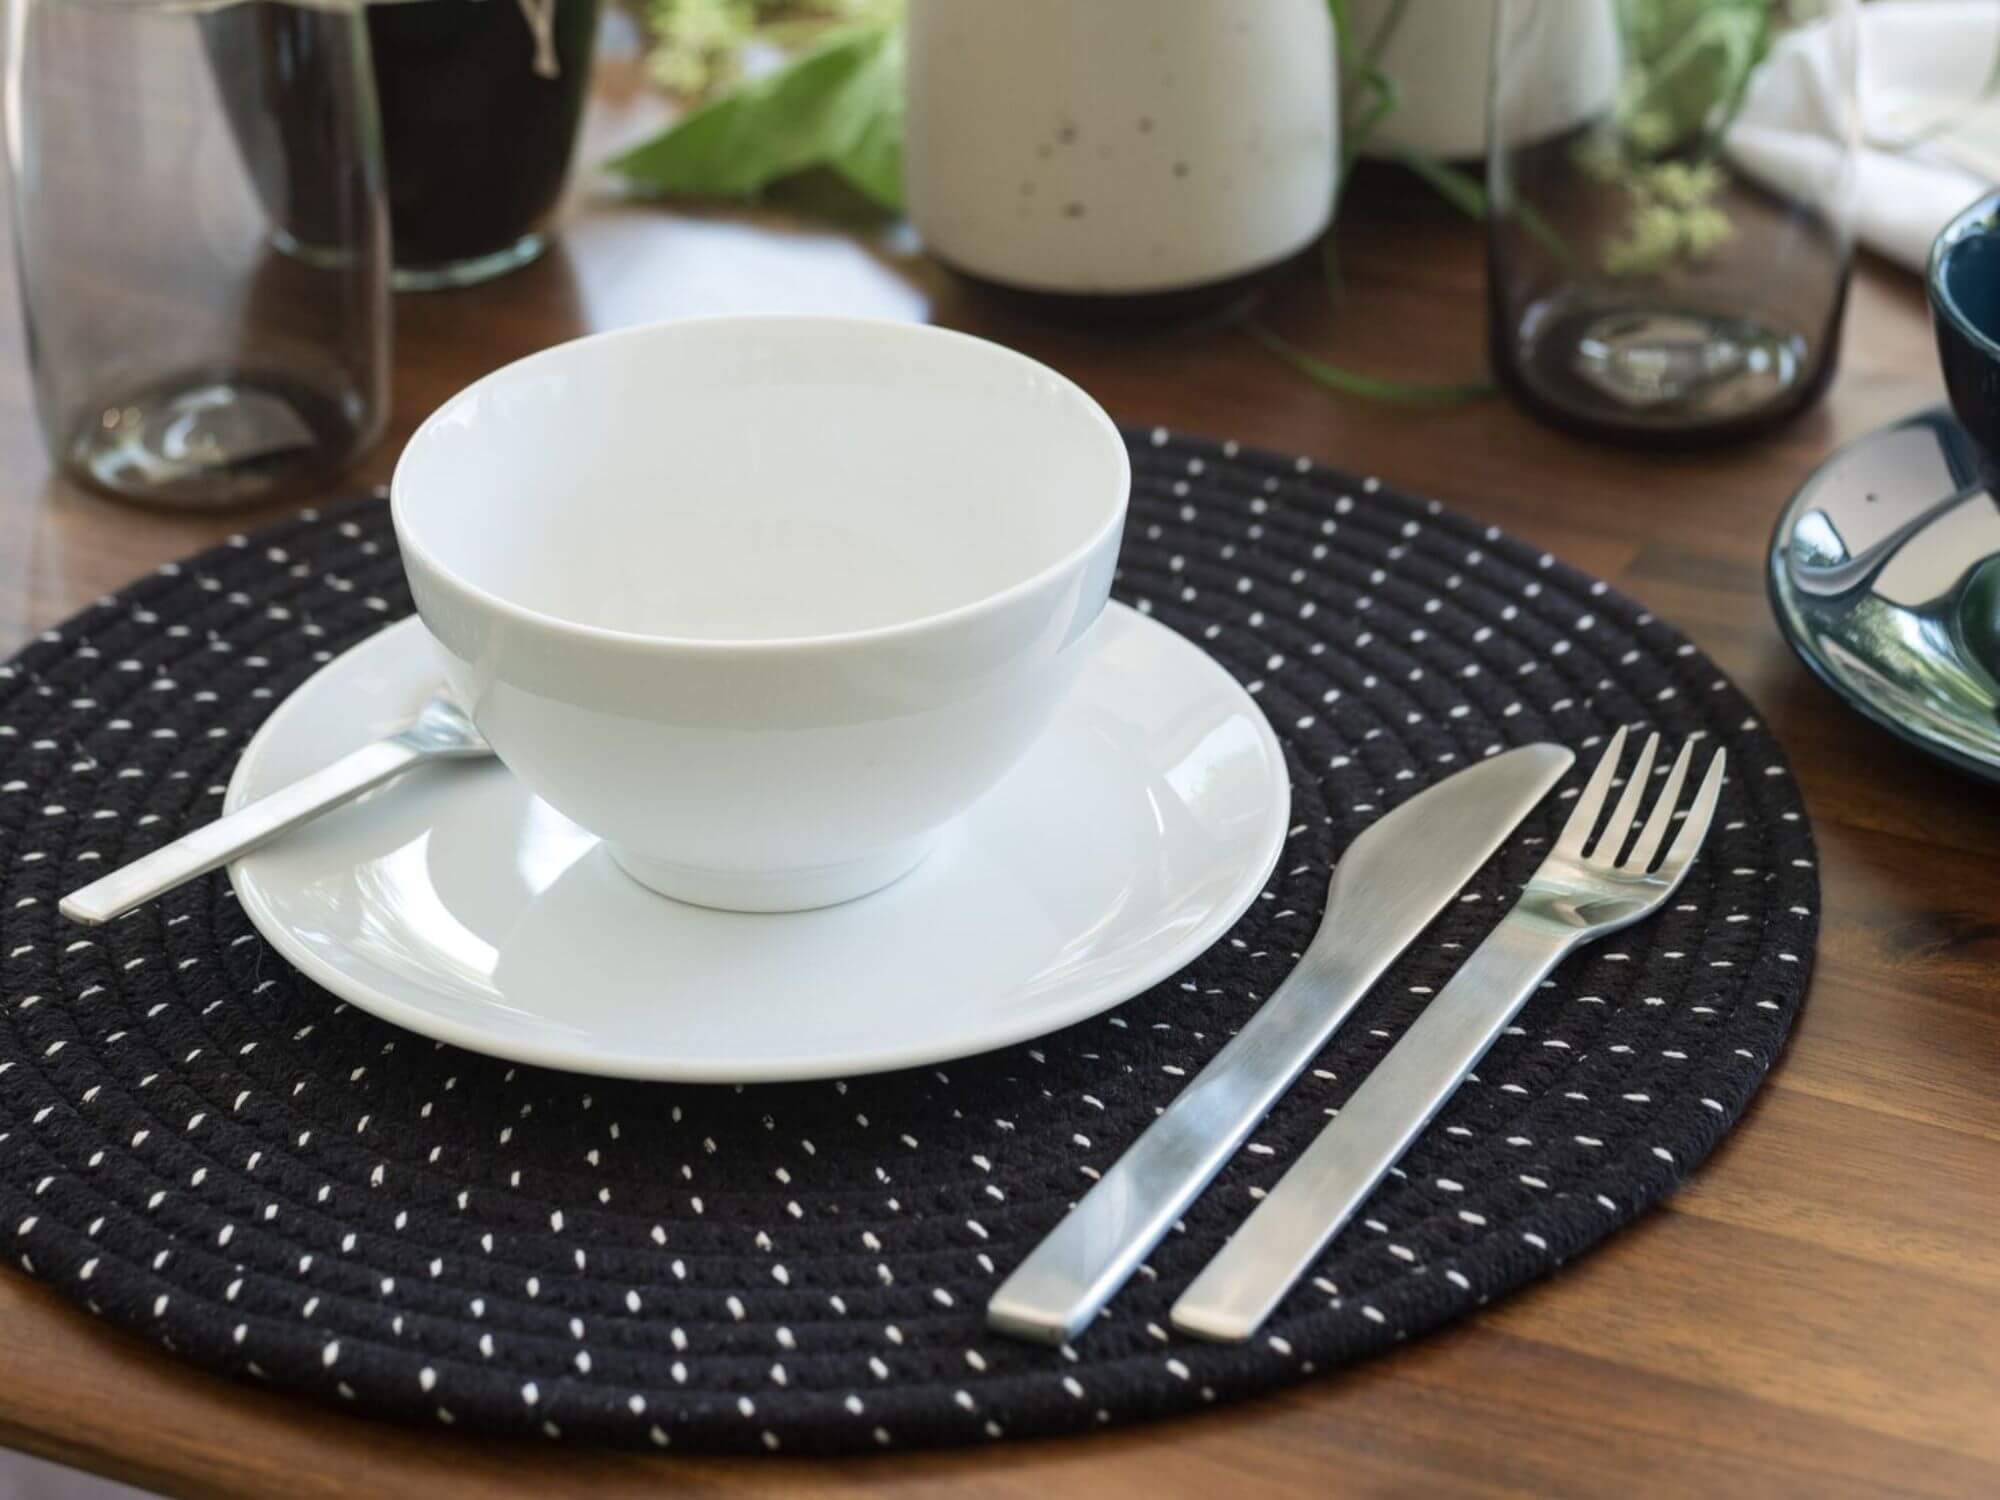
[1766,404,2000,786]
[225,605,1291,1082]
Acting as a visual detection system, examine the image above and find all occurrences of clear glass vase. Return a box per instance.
[3,0,392,507]
[1488,0,1860,445]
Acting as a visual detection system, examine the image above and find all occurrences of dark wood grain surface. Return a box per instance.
[0,76,1994,1500]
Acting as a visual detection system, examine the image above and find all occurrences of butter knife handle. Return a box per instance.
[987,949,1378,1345]
[1171,908,1575,1343]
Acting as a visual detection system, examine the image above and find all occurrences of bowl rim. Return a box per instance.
[1929,189,2000,366]
[390,314,1131,656]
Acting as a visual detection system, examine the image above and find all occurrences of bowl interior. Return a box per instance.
[1937,218,2000,356]
[394,318,1127,644]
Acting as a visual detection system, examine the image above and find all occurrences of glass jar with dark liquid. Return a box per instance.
[209,0,599,290]
[1486,0,1858,446]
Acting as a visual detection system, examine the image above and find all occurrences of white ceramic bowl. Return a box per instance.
[392,316,1129,912]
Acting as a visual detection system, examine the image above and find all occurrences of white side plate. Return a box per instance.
[226,607,1289,1082]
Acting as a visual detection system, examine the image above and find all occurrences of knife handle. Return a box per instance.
[987,947,1379,1346]
[1170,907,1575,1343]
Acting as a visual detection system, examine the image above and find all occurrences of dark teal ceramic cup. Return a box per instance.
[1932,190,2000,464]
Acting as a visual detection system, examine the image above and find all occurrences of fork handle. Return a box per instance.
[58,738,429,927]
[1170,906,1576,1342]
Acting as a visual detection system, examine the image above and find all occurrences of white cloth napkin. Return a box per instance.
[1728,0,2000,273]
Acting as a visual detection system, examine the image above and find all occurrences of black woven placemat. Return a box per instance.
[0,429,1814,1453]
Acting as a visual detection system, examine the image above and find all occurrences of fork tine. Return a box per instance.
[1622,738,1696,872]
[1554,726,1628,859]
[1659,747,1727,878]
[1593,731,1658,862]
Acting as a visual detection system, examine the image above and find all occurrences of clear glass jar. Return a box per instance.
[1488,0,1860,445]
[4,0,391,507]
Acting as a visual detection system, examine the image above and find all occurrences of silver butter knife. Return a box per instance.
[987,741,1574,1345]
[1171,729,1725,1343]
[60,694,490,927]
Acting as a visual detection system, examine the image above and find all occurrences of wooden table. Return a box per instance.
[0,82,1995,1500]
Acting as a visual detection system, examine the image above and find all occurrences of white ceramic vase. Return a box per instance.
[904,0,1338,297]
[1349,0,1619,160]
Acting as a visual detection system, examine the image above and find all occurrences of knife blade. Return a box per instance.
[987,741,1574,1345]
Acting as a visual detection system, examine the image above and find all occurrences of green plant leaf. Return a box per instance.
[1614,0,1772,157]
[1246,323,1493,406]
[607,22,904,211]
[823,26,904,209]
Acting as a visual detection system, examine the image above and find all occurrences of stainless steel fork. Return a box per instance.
[1170,727,1726,1342]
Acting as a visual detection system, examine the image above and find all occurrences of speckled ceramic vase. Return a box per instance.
[904,0,1337,314]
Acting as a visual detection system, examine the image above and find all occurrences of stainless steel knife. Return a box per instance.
[987,741,1574,1345]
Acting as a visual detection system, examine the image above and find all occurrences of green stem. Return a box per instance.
[1339,69,1401,189]
[1326,0,1357,63]
[1395,147,1486,218]
[1396,148,1578,272]
[1246,323,1493,406]
[1327,0,1413,204]
[1358,0,1414,74]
